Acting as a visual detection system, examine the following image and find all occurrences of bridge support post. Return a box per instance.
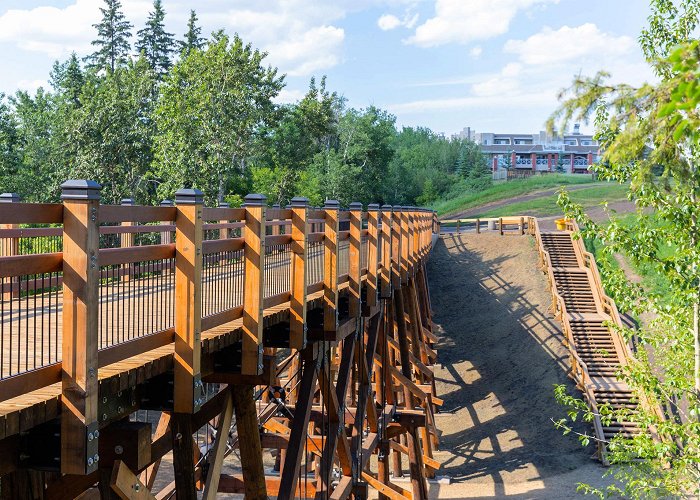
[60,180,101,475]
[289,197,308,350]
[242,194,266,375]
[174,189,204,414]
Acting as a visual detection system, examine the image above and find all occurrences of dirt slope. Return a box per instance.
[423,233,610,498]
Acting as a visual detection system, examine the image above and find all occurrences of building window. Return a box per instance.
[565,139,577,145]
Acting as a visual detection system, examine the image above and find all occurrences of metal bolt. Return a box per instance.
[102,396,107,404]
[134,484,140,492]
[103,414,108,421]
[94,454,99,463]
[117,391,122,397]
[88,368,96,378]
[176,432,182,441]
[87,457,94,467]
[115,445,123,455]
[118,406,123,413]
[94,430,99,438]
[88,432,94,441]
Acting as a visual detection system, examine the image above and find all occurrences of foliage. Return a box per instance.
[548,1,700,496]
[178,10,205,56]
[87,0,132,73]
[135,0,175,78]
[152,32,284,204]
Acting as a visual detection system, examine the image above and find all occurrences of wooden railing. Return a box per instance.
[439,216,529,235]
[0,181,438,475]
[527,217,608,456]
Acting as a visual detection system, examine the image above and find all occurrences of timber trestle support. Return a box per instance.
[0,184,442,499]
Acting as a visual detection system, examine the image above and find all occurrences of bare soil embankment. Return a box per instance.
[424,233,610,498]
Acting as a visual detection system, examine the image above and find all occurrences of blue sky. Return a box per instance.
[0,0,653,135]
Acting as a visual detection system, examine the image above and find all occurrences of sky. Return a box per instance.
[0,0,655,136]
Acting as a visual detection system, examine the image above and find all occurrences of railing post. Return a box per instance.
[391,206,406,291]
[60,180,101,475]
[397,207,408,286]
[380,205,393,298]
[174,188,204,413]
[0,193,21,300]
[366,204,380,310]
[242,194,266,376]
[349,202,362,321]
[159,199,174,245]
[324,200,340,336]
[271,203,281,236]
[218,201,230,240]
[120,198,134,281]
[289,197,308,350]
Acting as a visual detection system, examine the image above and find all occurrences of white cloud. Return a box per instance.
[0,0,101,57]
[16,79,47,94]
[378,14,402,30]
[274,88,305,104]
[265,25,345,77]
[405,0,559,48]
[504,23,635,65]
[469,46,483,58]
[377,10,419,31]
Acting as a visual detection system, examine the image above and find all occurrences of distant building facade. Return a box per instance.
[468,124,600,174]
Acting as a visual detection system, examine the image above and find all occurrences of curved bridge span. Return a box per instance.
[0,181,441,499]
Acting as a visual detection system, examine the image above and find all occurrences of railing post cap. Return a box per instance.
[324,199,340,209]
[349,202,363,211]
[290,197,309,208]
[0,193,21,203]
[272,203,280,208]
[218,201,230,208]
[175,188,204,205]
[160,199,174,206]
[121,198,135,205]
[243,193,267,206]
[367,203,380,211]
[381,204,393,211]
[61,180,101,201]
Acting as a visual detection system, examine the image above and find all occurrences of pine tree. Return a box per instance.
[50,53,84,106]
[178,10,205,56]
[88,0,132,73]
[135,0,174,77]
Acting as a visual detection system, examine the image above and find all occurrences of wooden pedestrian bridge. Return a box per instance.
[0,181,653,499]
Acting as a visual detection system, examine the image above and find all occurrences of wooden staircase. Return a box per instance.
[536,224,646,461]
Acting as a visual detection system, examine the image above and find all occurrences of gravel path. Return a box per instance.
[422,233,611,498]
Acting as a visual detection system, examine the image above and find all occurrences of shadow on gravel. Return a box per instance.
[425,234,603,498]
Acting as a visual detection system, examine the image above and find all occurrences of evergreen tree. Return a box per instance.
[88,0,133,73]
[178,10,205,55]
[135,0,174,77]
[50,53,84,106]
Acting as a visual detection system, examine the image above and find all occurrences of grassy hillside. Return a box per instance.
[433,174,597,216]
[471,183,629,218]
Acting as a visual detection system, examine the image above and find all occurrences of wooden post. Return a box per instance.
[349,202,362,321]
[366,204,380,310]
[120,198,134,282]
[170,413,196,498]
[242,194,266,376]
[174,188,204,414]
[60,180,101,475]
[278,346,319,500]
[0,193,20,300]
[380,205,392,299]
[159,200,174,245]
[324,200,340,336]
[290,197,308,350]
[218,201,230,240]
[232,385,268,499]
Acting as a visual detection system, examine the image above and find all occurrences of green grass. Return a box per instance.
[469,183,630,218]
[433,174,597,216]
